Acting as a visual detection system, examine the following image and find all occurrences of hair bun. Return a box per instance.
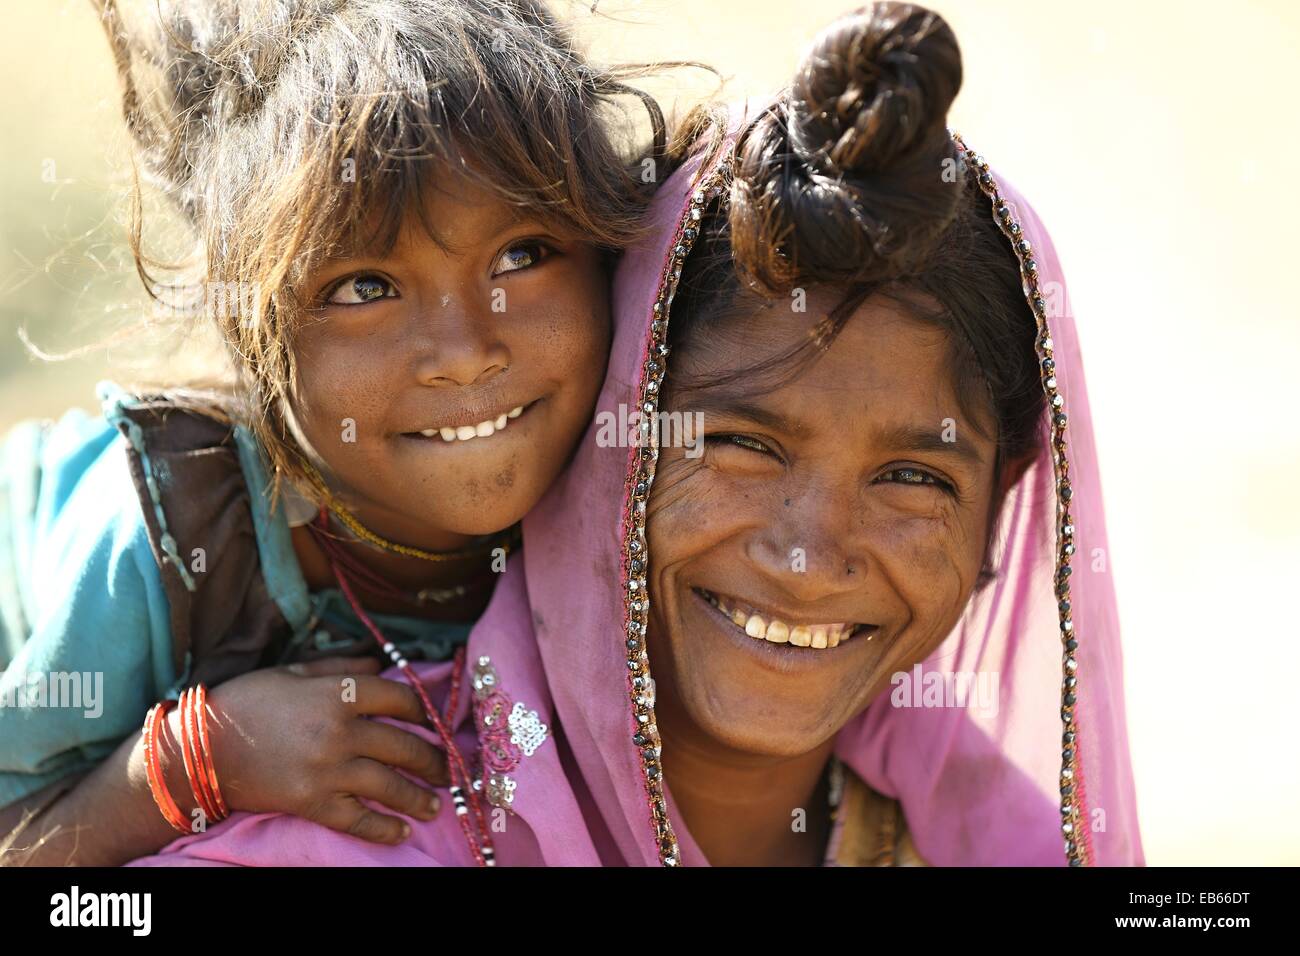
[730,2,964,293]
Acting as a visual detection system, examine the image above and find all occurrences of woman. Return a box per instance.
[132,2,1142,866]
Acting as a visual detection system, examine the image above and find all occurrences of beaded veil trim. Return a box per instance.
[618,157,732,867]
[619,139,1092,867]
[954,136,1093,867]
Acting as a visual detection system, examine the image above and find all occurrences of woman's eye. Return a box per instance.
[877,467,952,491]
[325,274,396,305]
[705,434,779,458]
[492,241,549,276]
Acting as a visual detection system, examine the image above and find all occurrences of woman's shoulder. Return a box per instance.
[829,763,930,867]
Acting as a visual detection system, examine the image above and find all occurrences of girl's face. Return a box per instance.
[647,291,1003,758]
[288,174,610,545]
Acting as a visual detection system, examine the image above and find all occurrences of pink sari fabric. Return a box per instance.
[837,142,1144,866]
[131,562,611,866]
[131,108,1141,867]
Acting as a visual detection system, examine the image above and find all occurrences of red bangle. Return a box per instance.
[178,686,228,825]
[179,687,226,825]
[178,689,211,823]
[176,689,202,819]
[195,685,228,817]
[142,702,189,834]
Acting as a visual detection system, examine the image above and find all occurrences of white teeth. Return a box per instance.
[419,405,527,443]
[703,589,862,650]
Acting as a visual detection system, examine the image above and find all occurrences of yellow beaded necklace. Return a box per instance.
[299,458,519,563]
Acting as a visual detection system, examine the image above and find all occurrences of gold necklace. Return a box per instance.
[299,459,520,563]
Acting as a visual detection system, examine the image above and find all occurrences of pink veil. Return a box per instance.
[523,110,1143,866]
[131,109,1141,868]
[832,137,1144,866]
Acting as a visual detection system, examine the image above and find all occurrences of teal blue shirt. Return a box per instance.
[0,384,470,807]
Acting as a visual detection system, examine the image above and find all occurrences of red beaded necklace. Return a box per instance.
[307,509,497,865]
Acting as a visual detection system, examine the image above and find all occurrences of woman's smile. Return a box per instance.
[685,584,882,677]
[694,587,876,648]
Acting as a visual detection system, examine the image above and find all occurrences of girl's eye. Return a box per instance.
[325,274,396,305]
[492,241,550,277]
[876,467,953,492]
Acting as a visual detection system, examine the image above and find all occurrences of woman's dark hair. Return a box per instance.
[669,2,1043,489]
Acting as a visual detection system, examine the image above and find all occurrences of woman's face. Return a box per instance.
[647,290,1002,757]
[287,173,610,545]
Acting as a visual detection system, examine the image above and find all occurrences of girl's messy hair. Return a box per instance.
[94,0,677,493]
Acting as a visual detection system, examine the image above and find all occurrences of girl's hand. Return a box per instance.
[203,656,449,845]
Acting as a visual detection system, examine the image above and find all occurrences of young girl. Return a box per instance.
[0,0,668,865]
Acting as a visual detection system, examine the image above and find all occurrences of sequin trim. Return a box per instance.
[619,158,733,866]
[954,135,1092,867]
[470,655,548,811]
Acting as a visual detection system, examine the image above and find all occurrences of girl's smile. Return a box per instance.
[391,396,542,460]
[402,400,531,443]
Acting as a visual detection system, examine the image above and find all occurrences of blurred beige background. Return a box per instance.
[2,0,1296,864]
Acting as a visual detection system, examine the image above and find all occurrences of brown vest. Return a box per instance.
[111,396,386,688]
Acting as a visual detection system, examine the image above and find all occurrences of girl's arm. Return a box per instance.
[0,707,199,866]
[0,657,450,867]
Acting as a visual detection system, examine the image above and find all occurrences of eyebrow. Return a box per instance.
[687,396,814,441]
[874,423,987,468]
[360,200,539,262]
[424,206,531,255]
[686,395,986,468]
